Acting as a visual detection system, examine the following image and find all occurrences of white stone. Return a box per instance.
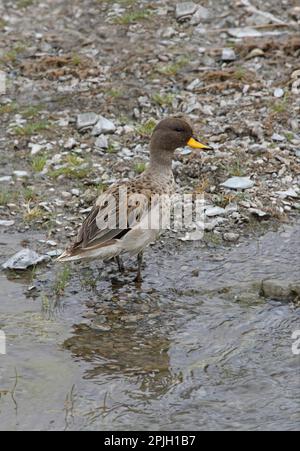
[222,48,236,61]
[77,112,99,131]
[272,133,285,142]
[205,206,226,217]
[221,177,255,190]
[13,170,29,178]
[0,220,15,227]
[274,88,284,98]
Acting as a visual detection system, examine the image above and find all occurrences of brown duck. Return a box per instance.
[57,117,212,281]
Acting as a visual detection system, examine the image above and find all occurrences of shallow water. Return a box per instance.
[0,222,299,431]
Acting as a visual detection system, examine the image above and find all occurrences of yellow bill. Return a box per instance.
[187,137,212,150]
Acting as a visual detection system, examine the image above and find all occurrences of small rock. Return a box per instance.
[64,138,77,149]
[272,133,285,142]
[228,27,262,38]
[205,206,226,217]
[223,232,240,242]
[13,170,29,178]
[77,112,99,132]
[276,188,298,199]
[0,220,15,227]
[95,135,109,149]
[0,176,12,183]
[180,230,204,241]
[221,177,255,190]
[222,48,236,61]
[91,116,116,136]
[190,5,210,25]
[246,48,265,59]
[249,208,270,219]
[29,143,43,155]
[175,2,198,21]
[274,88,284,98]
[261,279,300,302]
[2,249,50,270]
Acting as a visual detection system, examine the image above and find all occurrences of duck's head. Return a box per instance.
[150,117,212,155]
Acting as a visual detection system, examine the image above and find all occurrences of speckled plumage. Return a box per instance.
[57,117,211,280]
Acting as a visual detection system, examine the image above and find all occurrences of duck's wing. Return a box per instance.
[57,181,155,261]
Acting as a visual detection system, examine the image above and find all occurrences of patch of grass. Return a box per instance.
[31,155,47,172]
[0,43,26,64]
[152,92,175,107]
[107,88,124,98]
[133,162,147,174]
[21,104,44,119]
[0,102,18,115]
[17,0,34,8]
[284,132,294,142]
[49,166,90,180]
[136,118,156,137]
[21,187,39,202]
[205,232,223,246]
[54,265,71,296]
[114,9,152,25]
[157,57,189,76]
[226,160,247,177]
[0,19,7,29]
[23,205,47,223]
[0,190,13,206]
[71,53,82,66]
[233,66,247,81]
[12,120,50,136]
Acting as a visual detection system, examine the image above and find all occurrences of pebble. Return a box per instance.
[13,170,29,178]
[175,2,198,21]
[274,88,284,98]
[221,177,255,190]
[0,220,15,227]
[29,143,43,155]
[276,188,298,199]
[77,112,99,131]
[223,232,240,242]
[190,5,210,25]
[0,176,12,183]
[272,133,285,142]
[2,249,50,270]
[64,138,77,149]
[205,206,226,217]
[222,48,236,61]
[91,116,116,136]
[95,135,109,149]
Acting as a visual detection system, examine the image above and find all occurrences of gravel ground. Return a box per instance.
[0,0,300,251]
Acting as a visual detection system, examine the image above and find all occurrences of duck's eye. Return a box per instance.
[174,127,184,133]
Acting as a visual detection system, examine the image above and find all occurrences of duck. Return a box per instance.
[57,117,212,282]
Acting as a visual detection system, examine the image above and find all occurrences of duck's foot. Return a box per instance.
[115,256,125,273]
[134,252,144,284]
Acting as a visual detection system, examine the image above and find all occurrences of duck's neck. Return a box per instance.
[147,147,173,178]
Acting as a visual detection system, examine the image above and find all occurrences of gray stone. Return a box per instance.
[0,176,12,183]
[175,2,198,21]
[224,232,240,242]
[222,48,236,61]
[190,5,210,25]
[2,249,50,270]
[77,112,99,131]
[91,116,116,136]
[272,133,285,142]
[95,135,109,149]
[221,177,255,190]
[0,220,15,227]
[205,206,226,217]
[261,279,300,302]
[276,188,299,199]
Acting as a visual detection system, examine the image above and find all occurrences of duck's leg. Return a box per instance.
[116,256,125,273]
[135,252,144,283]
